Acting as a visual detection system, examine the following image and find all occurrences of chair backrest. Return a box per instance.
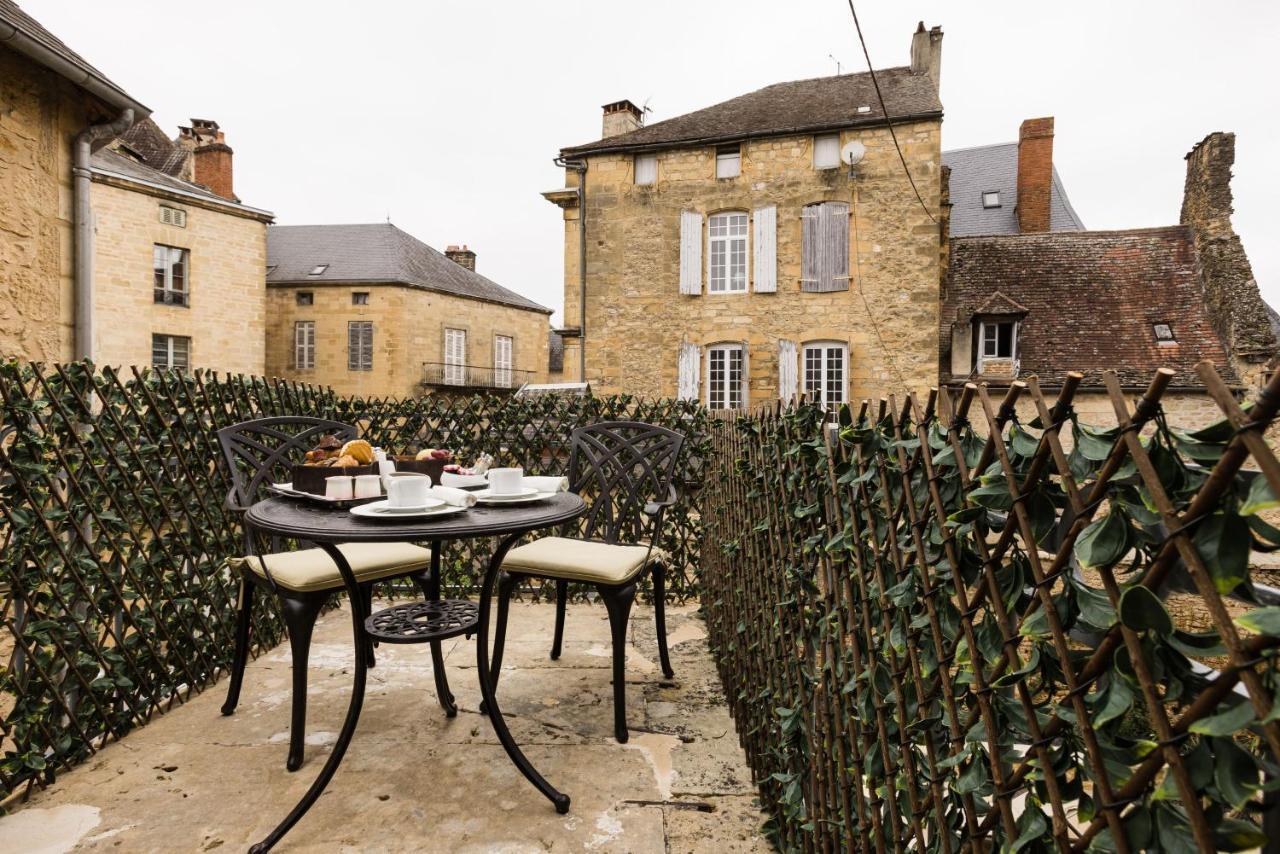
[217,416,358,512]
[568,420,685,546]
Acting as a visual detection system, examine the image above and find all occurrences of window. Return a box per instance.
[347,321,373,371]
[444,327,467,385]
[708,212,749,293]
[294,321,315,370]
[977,320,1018,372]
[803,342,847,407]
[494,335,513,388]
[266,265,278,276]
[981,191,1001,209]
[635,153,657,186]
[801,202,850,292]
[1153,323,1176,343]
[151,334,190,370]
[715,145,740,179]
[309,264,328,276]
[152,245,188,306]
[159,205,186,227]
[352,291,369,306]
[296,291,313,306]
[706,344,744,410]
[813,133,840,169]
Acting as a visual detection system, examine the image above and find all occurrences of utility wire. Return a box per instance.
[845,0,938,224]
[850,183,910,389]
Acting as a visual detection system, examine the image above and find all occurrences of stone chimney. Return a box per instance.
[1180,132,1277,377]
[1016,117,1054,233]
[602,100,642,139]
[445,245,476,271]
[909,22,943,90]
[178,118,235,201]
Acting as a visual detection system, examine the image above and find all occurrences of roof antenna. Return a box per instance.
[385,211,391,224]
[640,96,653,127]
[829,54,842,75]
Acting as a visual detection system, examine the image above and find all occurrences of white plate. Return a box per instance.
[474,487,539,501]
[474,490,555,506]
[270,482,361,503]
[350,501,466,521]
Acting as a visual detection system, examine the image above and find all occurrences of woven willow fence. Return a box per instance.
[703,363,1280,853]
[0,360,707,801]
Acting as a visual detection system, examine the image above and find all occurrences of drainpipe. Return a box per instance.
[555,156,588,381]
[73,109,134,361]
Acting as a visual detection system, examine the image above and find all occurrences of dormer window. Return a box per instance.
[981,191,1001,209]
[976,318,1019,375]
[309,264,328,276]
[1153,323,1176,343]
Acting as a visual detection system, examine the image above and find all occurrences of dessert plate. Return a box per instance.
[474,489,554,506]
[350,500,463,520]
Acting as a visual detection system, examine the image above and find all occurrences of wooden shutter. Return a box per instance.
[677,342,701,400]
[778,339,797,403]
[679,211,702,295]
[825,202,850,291]
[801,203,850,292]
[738,343,750,412]
[753,205,776,292]
[801,205,820,291]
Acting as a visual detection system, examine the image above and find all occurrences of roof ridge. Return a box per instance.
[942,140,1017,156]
[953,224,1191,242]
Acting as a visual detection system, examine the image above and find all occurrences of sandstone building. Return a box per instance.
[266,224,552,398]
[545,24,946,410]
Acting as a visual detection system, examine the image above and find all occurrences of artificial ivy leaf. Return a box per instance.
[954,754,988,795]
[1011,805,1047,852]
[1235,606,1280,636]
[1118,585,1173,636]
[1188,700,1255,737]
[1241,475,1279,516]
[1213,736,1259,811]
[1075,511,1132,570]
[1071,578,1117,631]
[1091,676,1134,727]
[1213,818,1269,852]
[1193,512,1251,594]
[1075,423,1119,462]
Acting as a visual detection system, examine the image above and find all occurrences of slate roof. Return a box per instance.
[943,142,1084,237]
[942,227,1237,387]
[267,224,551,314]
[561,66,942,156]
[90,148,270,217]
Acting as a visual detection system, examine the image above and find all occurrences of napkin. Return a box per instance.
[429,485,478,508]
[523,475,570,494]
[440,472,488,489]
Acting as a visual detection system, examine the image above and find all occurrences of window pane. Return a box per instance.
[814,133,840,169]
[826,347,844,404]
[635,154,656,186]
[151,335,168,368]
[728,348,743,409]
[997,323,1013,357]
[295,321,315,369]
[171,336,189,370]
[716,149,740,179]
[153,245,166,291]
[708,213,748,293]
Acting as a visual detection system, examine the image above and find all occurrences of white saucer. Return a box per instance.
[350,499,460,520]
[475,487,538,501]
[474,489,554,506]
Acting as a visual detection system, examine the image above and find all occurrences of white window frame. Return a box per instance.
[294,320,315,370]
[813,133,840,169]
[494,334,513,388]
[444,327,467,386]
[707,212,749,294]
[151,334,190,370]
[981,190,1001,209]
[705,344,745,411]
[635,153,657,186]
[802,341,847,408]
[153,244,188,306]
[347,320,373,372]
[976,319,1018,372]
[715,146,741,179]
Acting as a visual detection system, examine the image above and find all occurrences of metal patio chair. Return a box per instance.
[217,416,457,771]
[489,421,684,743]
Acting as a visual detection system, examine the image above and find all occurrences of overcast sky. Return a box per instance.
[27,0,1280,324]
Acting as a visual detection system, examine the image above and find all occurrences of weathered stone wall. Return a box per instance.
[90,180,268,375]
[0,46,97,362]
[557,120,942,405]
[266,284,550,398]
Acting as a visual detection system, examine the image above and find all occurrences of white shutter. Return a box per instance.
[677,342,701,400]
[778,339,797,403]
[679,211,703,295]
[753,205,776,293]
[826,202,850,291]
[739,342,750,412]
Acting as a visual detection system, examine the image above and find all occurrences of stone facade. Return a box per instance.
[0,45,99,362]
[552,120,943,406]
[89,177,270,375]
[266,283,551,398]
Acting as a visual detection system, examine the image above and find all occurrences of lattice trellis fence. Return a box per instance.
[0,360,708,802]
[703,363,1280,853]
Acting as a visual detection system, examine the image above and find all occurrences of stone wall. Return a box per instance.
[555,119,942,406]
[0,46,97,362]
[266,283,551,398]
[90,180,268,375]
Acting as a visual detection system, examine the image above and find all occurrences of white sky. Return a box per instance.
[26,0,1280,325]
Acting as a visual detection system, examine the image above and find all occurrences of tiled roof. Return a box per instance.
[267,224,551,314]
[90,148,270,217]
[561,66,942,156]
[115,118,189,177]
[943,142,1084,237]
[942,227,1237,387]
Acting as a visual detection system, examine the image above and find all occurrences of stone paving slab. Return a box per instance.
[0,602,769,853]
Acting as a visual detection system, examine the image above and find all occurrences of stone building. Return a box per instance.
[544,24,946,410]
[265,224,552,398]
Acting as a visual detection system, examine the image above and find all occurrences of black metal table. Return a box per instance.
[242,493,587,853]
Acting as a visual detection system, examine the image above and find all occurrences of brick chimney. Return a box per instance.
[445,244,476,271]
[909,22,943,89]
[179,119,235,201]
[1016,117,1054,233]
[602,100,642,139]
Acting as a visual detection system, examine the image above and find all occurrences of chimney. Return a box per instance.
[179,118,235,201]
[909,22,943,90]
[601,100,642,139]
[1016,117,1054,233]
[445,244,476,271]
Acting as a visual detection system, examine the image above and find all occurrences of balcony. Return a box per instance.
[421,361,532,392]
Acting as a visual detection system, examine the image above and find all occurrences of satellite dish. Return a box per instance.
[841,140,866,166]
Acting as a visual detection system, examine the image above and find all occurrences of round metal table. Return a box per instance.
[243,492,586,853]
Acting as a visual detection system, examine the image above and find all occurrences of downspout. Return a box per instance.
[556,156,588,381]
[73,108,134,361]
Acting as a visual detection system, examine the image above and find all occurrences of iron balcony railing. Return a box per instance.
[421,361,533,391]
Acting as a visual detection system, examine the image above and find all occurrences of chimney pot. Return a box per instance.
[1016,117,1054,233]
[909,23,944,89]
[190,118,235,201]
[445,245,476,272]
[601,99,643,139]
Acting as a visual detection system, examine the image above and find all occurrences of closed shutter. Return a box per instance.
[739,342,750,412]
[753,205,776,292]
[801,202,851,292]
[677,342,700,400]
[778,339,797,403]
[679,211,703,295]
[825,202,850,291]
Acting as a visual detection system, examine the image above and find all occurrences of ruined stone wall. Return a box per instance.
[558,120,942,405]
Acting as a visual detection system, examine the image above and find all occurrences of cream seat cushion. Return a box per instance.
[500,537,659,585]
[228,542,433,593]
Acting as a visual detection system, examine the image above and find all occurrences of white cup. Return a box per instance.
[325,476,354,500]
[387,474,431,508]
[353,474,382,499]
[487,467,524,495]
